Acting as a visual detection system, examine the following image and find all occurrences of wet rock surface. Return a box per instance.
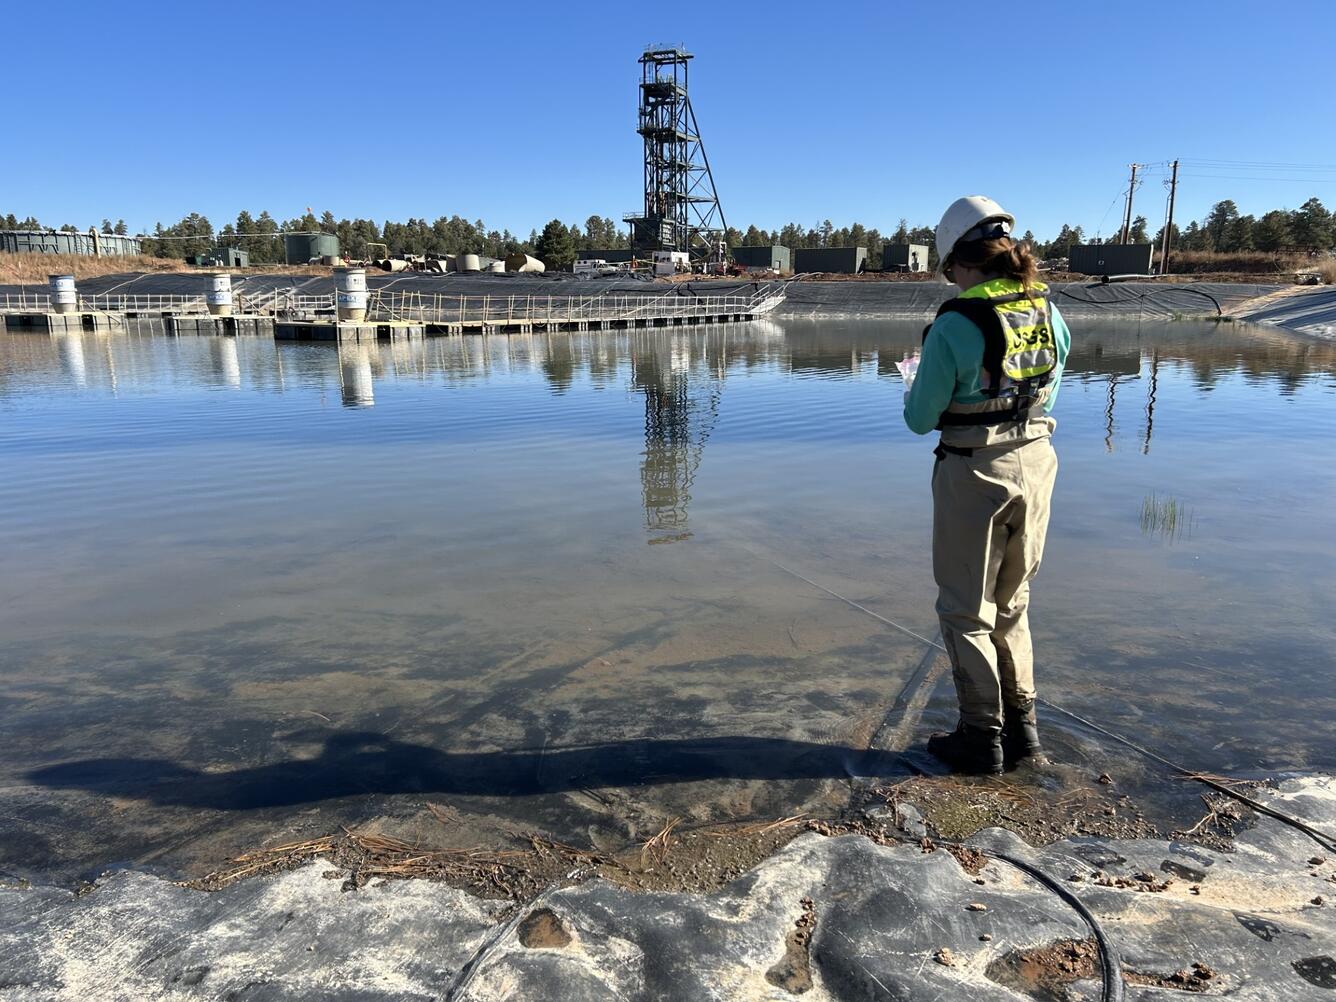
[2,777,1332,1000]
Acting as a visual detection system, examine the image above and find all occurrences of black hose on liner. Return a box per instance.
[980,845,1126,1002]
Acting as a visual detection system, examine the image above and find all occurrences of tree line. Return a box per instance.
[1027,197,1334,262]
[6,195,1335,270]
[3,215,129,237]
[139,211,629,266]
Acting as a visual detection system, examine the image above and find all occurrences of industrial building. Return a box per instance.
[1,229,142,256]
[187,248,250,268]
[882,243,929,273]
[1069,243,1155,276]
[793,247,867,275]
[731,246,790,273]
[284,233,340,265]
[581,249,636,263]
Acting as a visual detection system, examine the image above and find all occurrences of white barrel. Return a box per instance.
[206,273,234,316]
[488,259,505,273]
[458,253,481,273]
[335,267,368,322]
[49,274,77,314]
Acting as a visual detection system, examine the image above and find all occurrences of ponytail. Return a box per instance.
[948,236,1040,292]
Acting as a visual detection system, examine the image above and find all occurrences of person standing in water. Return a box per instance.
[902,196,1071,774]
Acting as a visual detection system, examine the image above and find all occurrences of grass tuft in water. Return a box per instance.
[1140,493,1195,542]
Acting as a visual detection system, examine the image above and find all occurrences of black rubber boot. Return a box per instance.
[927,721,1004,775]
[1002,700,1048,765]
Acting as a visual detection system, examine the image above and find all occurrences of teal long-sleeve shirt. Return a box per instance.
[902,302,1072,435]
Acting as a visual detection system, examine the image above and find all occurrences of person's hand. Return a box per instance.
[895,353,920,391]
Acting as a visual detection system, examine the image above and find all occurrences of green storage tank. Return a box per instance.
[283,233,340,264]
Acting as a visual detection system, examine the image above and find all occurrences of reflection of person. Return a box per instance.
[903,196,1071,774]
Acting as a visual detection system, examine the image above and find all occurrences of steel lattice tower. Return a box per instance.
[626,47,728,262]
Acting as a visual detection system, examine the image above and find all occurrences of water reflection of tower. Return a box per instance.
[631,332,723,545]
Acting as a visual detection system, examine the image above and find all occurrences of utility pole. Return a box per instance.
[1159,159,1179,275]
[1119,163,1141,244]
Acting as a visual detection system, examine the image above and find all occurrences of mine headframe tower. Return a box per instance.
[625,47,729,265]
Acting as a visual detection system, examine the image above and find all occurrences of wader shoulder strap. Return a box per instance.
[931,297,1007,398]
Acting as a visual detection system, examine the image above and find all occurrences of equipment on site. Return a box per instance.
[934,195,1015,274]
[652,249,690,276]
[625,47,729,268]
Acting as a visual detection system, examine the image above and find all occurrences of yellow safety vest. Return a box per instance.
[929,278,1057,427]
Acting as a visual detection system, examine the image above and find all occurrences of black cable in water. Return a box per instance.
[1037,699,1336,854]
[763,556,1336,854]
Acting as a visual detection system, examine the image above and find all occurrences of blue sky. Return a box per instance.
[7,0,1336,241]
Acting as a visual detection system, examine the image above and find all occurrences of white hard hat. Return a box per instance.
[935,195,1015,277]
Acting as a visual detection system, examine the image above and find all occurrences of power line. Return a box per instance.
[1174,174,1336,184]
[1091,186,1129,240]
[1178,158,1336,171]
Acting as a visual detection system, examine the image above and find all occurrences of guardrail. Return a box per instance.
[362,288,780,325]
[2,286,786,326]
[0,291,309,314]
[0,293,55,311]
[80,294,208,313]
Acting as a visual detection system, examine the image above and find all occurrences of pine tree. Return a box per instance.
[1151,222,1180,250]
[1205,200,1239,250]
[1253,210,1290,252]
[534,219,575,270]
[1225,215,1255,252]
[1290,197,1332,251]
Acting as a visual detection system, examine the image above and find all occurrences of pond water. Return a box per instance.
[1,318,1333,882]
